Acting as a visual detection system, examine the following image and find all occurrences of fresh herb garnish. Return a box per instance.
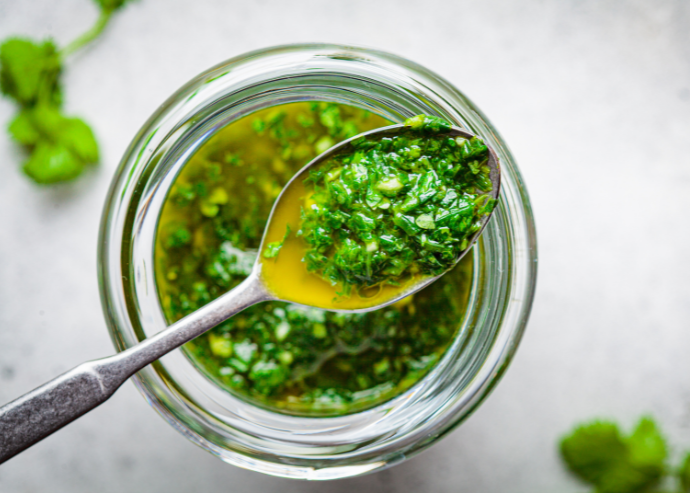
[298,114,496,295]
[0,0,135,184]
[560,416,690,493]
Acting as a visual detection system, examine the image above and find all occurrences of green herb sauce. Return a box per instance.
[155,102,474,416]
[295,114,494,296]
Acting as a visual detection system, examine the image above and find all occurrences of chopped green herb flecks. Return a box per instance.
[298,114,495,295]
[263,225,291,259]
[404,114,453,133]
[155,103,474,416]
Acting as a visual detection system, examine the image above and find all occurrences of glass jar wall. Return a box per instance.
[98,43,537,480]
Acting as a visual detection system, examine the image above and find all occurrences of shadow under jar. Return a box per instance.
[98,43,537,480]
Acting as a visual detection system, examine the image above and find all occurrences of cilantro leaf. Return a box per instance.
[9,105,99,184]
[680,452,690,493]
[404,114,452,133]
[0,38,61,107]
[59,116,99,164]
[560,421,628,486]
[627,417,667,480]
[8,110,40,145]
[19,105,99,162]
[560,417,667,493]
[23,142,84,183]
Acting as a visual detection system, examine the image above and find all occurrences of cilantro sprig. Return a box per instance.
[560,416,690,493]
[0,0,134,184]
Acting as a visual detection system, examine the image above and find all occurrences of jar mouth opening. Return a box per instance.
[129,86,494,421]
[98,43,537,479]
[150,98,487,419]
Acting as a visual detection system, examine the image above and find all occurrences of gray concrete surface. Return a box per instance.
[1,0,690,491]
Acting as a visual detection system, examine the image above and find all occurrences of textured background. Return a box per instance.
[1,0,690,491]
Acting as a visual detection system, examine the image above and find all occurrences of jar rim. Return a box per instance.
[98,43,537,480]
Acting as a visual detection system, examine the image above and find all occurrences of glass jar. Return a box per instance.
[98,43,537,480]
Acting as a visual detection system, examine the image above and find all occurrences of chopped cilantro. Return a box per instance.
[208,333,233,358]
[298,114,496,295]
[164,225,192,248]
[263,224,291,259]
[249,359,289,395]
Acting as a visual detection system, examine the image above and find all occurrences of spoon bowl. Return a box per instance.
[258,123,501,312]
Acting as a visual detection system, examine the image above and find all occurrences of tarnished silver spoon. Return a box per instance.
[0,123,500,463]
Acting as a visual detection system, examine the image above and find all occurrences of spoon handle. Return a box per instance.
[0,273,269,464]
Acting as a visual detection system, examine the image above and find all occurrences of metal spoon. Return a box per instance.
[0,123,500,464]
